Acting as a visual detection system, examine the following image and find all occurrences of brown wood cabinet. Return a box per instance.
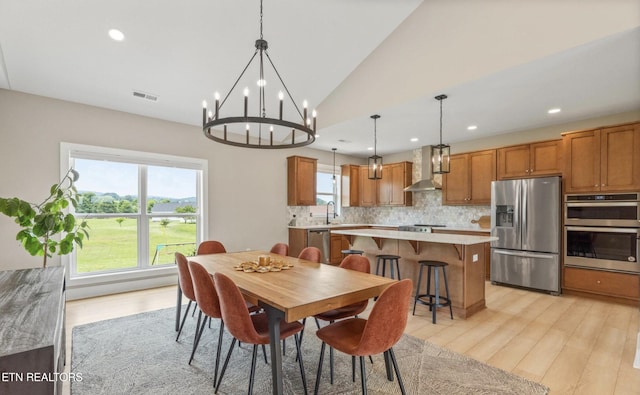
[377,161,412,206]
[563,122,640,193]
[287,155,317,206]
[287,228,307,257]
[358,165,377,206]
[341,164,360,207]
[497,139,563,179]
[330,233,350,265]
[563,266,639,301]
[443,149,496,205]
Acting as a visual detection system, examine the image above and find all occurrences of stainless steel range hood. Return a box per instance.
[404,146,438,191]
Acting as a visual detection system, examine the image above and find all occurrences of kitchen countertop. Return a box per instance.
[331,228,497,245]
[288,223,399,230]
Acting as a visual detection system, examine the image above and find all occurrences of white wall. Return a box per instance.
[0,89,348,278]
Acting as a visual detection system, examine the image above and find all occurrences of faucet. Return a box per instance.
[326,201,336,225]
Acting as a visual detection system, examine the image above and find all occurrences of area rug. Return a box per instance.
[71,308,549,394]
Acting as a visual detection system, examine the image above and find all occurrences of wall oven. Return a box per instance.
[564,193,640,274]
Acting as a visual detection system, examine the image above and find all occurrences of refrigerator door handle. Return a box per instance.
[493,249,556,260]
[520,180,527,247]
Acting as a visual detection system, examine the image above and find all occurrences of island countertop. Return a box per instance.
[331,228,497,245]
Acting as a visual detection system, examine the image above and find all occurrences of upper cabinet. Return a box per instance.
[287,155,317,206]
[343,162,413,207]
[443,149,496,205]
[377,161,413,206]
[358,165,378,206]
[341,164,360,207]
[497,139,563,180]
[563,122,640,193]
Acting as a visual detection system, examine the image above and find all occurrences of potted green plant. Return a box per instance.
[0,168,89,268]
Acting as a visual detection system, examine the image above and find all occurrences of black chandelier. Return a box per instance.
[431,94,450,174]
[201,0,316,149]
[368,114,383,180]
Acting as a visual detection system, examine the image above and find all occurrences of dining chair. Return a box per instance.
[213,272,308,395]
[312,254,371,384]
[187,260,226,387]
[314,279,413,395]
[270,242,289,256]
[197,240,227,255]
[298,246,322,263]
[175,252,198,342]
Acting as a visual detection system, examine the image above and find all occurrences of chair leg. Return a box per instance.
[248,345,258,395]
[176,300,192,341]
[359,355,368,395]
[215,338,237,394]
[351,356,356,382]
[442,267,454,320]
[262,344,268,364]
[388,347,407,395]
[413,264,424,315]
[314,342,327,395]
[189,312,206,364]
[213,320,225,388]
[329,346,334,384]
[294,333,308,395]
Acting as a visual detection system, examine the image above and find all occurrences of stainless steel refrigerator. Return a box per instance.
[490,176,561,294]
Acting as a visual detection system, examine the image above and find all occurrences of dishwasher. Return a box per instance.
[306,228,331,264]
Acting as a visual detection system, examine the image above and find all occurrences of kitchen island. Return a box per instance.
[332,228,498,319]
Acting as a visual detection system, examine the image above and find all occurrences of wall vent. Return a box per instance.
[132,90,158,102]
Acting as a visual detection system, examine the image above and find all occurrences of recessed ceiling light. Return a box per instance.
[108,29,125,42]
[410,138,419,142]
[467,125,477,131]
[548,108,561,114]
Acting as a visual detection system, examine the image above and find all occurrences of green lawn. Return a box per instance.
[75,218,196,273]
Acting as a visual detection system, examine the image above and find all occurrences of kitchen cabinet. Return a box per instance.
[443,149,496,205]
[563,122,640,193]
[563,266,639,301]
[377,161,413,206]
[341,164,360,207]
[497,139,563,179]
[432,228,491,279]
[287,155,317,205]
[330,233,350,264]
[288,228,307,257]
[358,165,377,207]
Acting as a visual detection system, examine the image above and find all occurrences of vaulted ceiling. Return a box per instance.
[1,0,638,156]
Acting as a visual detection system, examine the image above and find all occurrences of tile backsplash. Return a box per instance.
[286,148,490,228]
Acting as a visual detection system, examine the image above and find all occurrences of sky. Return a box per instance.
[73,159,197,199]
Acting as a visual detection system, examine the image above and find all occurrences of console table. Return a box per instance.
[0,267,65,395]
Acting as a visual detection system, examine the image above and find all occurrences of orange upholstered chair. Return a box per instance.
[270,242,289,256]
[314,279,413,394]
[187,261,226,386]
[175,252,198,342]
[311,255,372,383]
[197,240,227,255]
[213,273,308,395]
[298,246,321,263]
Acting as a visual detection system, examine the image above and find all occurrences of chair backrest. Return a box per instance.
[187,261,222,319]
[298,246,322,263]
[270,243,289,256]
[197,240,226,255]
[213,273,262,344]
[339,255,370,274]
[175,252,196,301]
[358,279,412,355]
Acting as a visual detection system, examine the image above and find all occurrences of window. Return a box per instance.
[309,164,339,217]
[61,143,207,277]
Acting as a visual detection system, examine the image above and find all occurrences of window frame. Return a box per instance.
[60,142,208,279]
[310,163,340,217]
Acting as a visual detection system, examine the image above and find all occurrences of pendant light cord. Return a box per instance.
[439,98,443,145]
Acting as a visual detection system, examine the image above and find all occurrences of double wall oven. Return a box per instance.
[564,192,640,274]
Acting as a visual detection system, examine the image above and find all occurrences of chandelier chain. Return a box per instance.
[260,0,264,40]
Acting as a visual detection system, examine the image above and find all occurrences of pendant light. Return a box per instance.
[431,94,450,174]
[201,0,316,149]
[332,148,337,184]
[368,114,382,180]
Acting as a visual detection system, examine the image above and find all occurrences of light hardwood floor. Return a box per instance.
[64,282,640,395]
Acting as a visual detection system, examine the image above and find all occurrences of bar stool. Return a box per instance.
[341,249,364,257]
[375,254,401,280]
[413,260,453,324]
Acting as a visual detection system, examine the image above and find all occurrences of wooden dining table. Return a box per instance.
[187,250,396,395]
